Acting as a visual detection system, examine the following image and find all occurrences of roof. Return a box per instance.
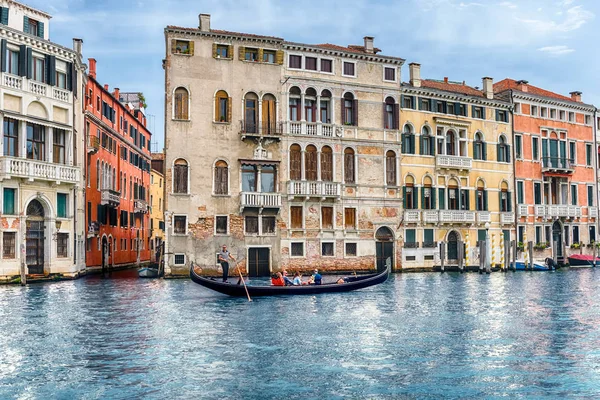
[166,25,283,41]
[419,79,485,98]
[494,79,575,103]
[314,43,382,55]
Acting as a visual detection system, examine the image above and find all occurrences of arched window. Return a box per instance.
[343,92,356,126]
[402,125,415,154]
[320,90,331,123]
[344,147,355,184]
[476,179,487,211]
[173,87,189,120]
[321,145,333,181]
[420,126,434,156]
[422,175,435,210]
[289,86,301,122]
[173,158,189,194]
[305,88,317,123]
[403,175,416,209]
[96,160,100,189]
[112,168,116,191]
[446,130,456,156]
[214,160,228,195]
[385,150,396,186]
[474,132,486,160]
[262,93,277,134]
[497,135,510,163]
[243,92,258,133]
[215,90,230,123]
[305,145,318,181]
[448,178,459,210]
[289,144,302,180]
[383,97,398,130]
[500,181,512,212]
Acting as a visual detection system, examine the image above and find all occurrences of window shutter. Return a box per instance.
[382,102,386,128]
[0,39,6,73]
[431,188,436,209]
[497,144,501,162]
[438,188,445,210]
[227,45,233,59]
[431,99,437,112]
[401,134,406,154]
[473,142,479,160]
[47,55,56,86]
[352,99,358,126]
[171,39,177,54]
[66,62,73,91]
[454,102,461,115]
[410,134,415,154]
[495,109,500,121]
[506,145,511,163]
[420,134,425,155]
[257,48,263,62]
[18,45,26,77]
[188,41,194,56]
[0,7,8,25]
[393,103,399,130]
[227,97,232,123]
[402,186,407,209]
[211,43,218,58]
[38,21,44,38]
[340,98,345,124]
[413,187,418,209]
[465,190,470,210]
[482,142,487,160]
[238,46,245,61]
[400,95,404,108]
[23,16,29,34]
[276,50,284,65]
[471,105,476,118]
[507,192,512,212]
[498,191,503,212]
[418,97,423,110]
[421,187,425,209]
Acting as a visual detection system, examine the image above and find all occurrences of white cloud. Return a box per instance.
[538,45,575,55]
[499,2,517,9]
[518,5,594,34]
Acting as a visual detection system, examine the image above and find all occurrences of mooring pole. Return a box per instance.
[440,241,445,273]
[593,243,597,268]
[478,241,484,274]
[20,243,26,286]
[511,240,517,271]
[528,241,534,271]
[458,240,464,273]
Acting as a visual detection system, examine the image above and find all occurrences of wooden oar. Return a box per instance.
[233,257,251,302]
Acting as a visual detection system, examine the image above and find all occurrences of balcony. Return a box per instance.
[1,73,72,103]
[501,212,514,225]
[535,204,546,217]
[239,120,283,140]
[422,241,438,249]
[240,192,282,210]
[101,189,121,207]
[134,199,148,214]
[436,155,472,171]
[541,157,574,174]
[517,204,528,217]
[404,242,420,249]
[590,206,598,218]
[545,204,581,219]
[87,221,99,238]
[439,210,476,224]
[0,157,79,184]
[87,135,100,154]
[287,181,341,199]
[477,211,491,224]
[404,210,421,223]
[423,210,439,224]
[285,121,336,138]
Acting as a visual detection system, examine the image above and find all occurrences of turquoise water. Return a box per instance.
[1,269,599,399]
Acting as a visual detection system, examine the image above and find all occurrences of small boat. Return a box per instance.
[138,264,161,278]
[567,254,599,268]
[190,265,390,297]
[511,260,553,271]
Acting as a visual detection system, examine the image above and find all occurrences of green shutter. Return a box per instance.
[497,144,502,162]
[402,186,407,209]
[482,142,487,160]
[0,39,6,73]
[431,187,436,209]
[481,107,486,120]
[471,105,476,118]
[499,191,503,212]
[478,229,486,242]
[474,141,480,160]
[38,21,44,38]
[431,99,437,112]
[419,134,425,155]
[421,187,425,210]
[465,190,470,210]
[26,47,32,79]
[23,16,29,34]
[438,188,445,210]
[483,190,488,211]
[18,44,26,77]
[588,186,594,206]
[57,193,67,218]
[413,187,418,209]
[506,145,511,163]
[400,95,404,108]
[495,109,500,121]
[410,134,415,154]
[454,102,461,115]
[3,188,15,214]
[424,229,433,243]
[507,191,512,212]
[0,7,8,25]
[406,229,415,243]
[418,97,423,110]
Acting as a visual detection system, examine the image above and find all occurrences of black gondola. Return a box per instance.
[190,265,390,297]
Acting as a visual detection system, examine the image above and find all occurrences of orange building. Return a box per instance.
[495,79,597,264]
[84,58,152,270]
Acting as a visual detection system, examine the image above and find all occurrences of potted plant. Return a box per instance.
[534,242,546,251]
[517,241,525,252]
[220,116,226,122]
[570,242,581,250]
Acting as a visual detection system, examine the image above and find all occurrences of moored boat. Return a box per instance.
[138,265,161,278]
[511,260,552,271]
[190,265,390,297]
[567,254,599,268]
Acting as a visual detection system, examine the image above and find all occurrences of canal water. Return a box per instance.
[1,269,599,399]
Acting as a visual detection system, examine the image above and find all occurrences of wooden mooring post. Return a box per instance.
[458,240,464,273]
[528,241,534,270]
[511,240,517,271]
[478,241,485,274]
[439,241,445,273]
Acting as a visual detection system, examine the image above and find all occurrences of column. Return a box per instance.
[301,150,305,181]
[47,127,53,163]
[257,100,262,134]
[300,93,306,135]
[316,94,321,136]
[20,121,27,159]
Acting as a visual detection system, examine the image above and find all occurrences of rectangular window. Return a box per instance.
[305,56,317,70]
[289,55,301,69]
[321,242,334,257]
[573,226,580,244]
[588,185,594,206]
[424,229,434,246]
[473,107,483,119]
[569,141,576,164]
[541,107,547,118]
[497,110,508,122]
[515,135,522,159]
[446,102,454,115]
[320,59,332,73]
[32,57,45,82]
[344,208,356,230]
[568,112,574,122]
[57,233,68,257]
[518,226,524,243]
[263,49,276,63]
[342,62,355,77]
[571,184,577,206]
[384,67,395,81]
[26,123,45,161]
[586,144,592,166]
[262,216,276,234]
[215,216,228,235]
[345,242,357,257]
[590,226,596,243]
[216,44,229,58]
[3,118,18,157]
[403,96,413,109]
[173,40,190,54]
[3,232,16,258]
[290,206,303,229]
[532,137,539,160]
[585,115,592,125]
[57,193,67,218]
[517,181,524,204]
[420,98,430,112]
[244,48,258,61]
[550,109,557,119]
[174,254,185,265]
[291,242,304,257]
[535,226,542,244]
[437,101,445,113]
[53,129,66,164]
[173,215,186,234]
[534,182,542,205]
[531,106,538,116]
[560,110,566,120]
[245,216,259,234]
[405,229,416,244]
[3,188,15,215]
[321,206,333,229]
[7,48,19,75]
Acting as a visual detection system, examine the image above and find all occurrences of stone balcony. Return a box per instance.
[590,206,598,218]
[240,192,282,210]
[134,199,148,214]
[0,157,79,184]
[541,157,574,174]
[535,204,582,219]
[287,181,341,199]
[423,210,439,224]
[101,189,121,207]
[477,211,491,224]
[501,212,514,225]
[1,73,72,103]
[436,155,472,171]
[439,210,476,224]
[285,121,337,138]
[517,204,528,217]
[404,210,421,223]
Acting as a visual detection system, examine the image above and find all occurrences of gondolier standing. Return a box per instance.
[218,245,236,282]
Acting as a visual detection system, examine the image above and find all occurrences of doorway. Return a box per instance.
[552,220,563,259]
[248,248,270,277]
[447,231,459,261]
[376,226,394,272]
[26,200,45,274]
[101,236,108,271]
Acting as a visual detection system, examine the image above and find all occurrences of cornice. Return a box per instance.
[0,26,76,61]
[511,91,595,113]
[402,85,510,109]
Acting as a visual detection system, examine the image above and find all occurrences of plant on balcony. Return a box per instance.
[570,242,581,249]
[534,242,549,251]
[137,92,148,108]
[587,241,596,248]
[517,242,525,252]
[220,116,226,122]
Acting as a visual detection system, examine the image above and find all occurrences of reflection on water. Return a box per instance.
[1,269,600,398]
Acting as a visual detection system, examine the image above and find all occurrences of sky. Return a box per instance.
[30,0,600,151]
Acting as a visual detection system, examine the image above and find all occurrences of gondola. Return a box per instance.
[190,265,390,297]
[568,254,599,268]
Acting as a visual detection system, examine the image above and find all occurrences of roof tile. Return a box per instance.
[494,78,575,102]
[420,79,485,98]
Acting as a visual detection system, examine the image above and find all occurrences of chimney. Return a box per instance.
[88,58,97,79]
[363,36,374,54]
[516,80,529,93]
[73,38,83,55]
[444,77,448,83]
[104,84,109,92]
[113,88,120,100]
[570,91,582,102]
[409,63,421,88]
[199,13,211,32]
[482,77,493,100]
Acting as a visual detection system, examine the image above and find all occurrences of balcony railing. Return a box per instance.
[541,157,574,173]
[404,242,420,249]
[0,157,79,184]
[239,120,283,138]
[240,192,282,208]
[422,241,438,249]
[423,210,439,224]
[101,189,121,207]
[436,155,472,170]
[535,204,546,217]
[501,212,514,225]
[87,135,100,154]
[477,211,491,224]
[545,204,581,218]
[404,210,421,223]
[287,181,341,198]
[285,121,336,137]
[517,204,528,217]
[590,206,598,218]
[439,210,476,224]
[0,73,72,103]
[134,199,148,214]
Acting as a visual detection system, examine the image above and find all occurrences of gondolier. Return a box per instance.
[218,245,236,282]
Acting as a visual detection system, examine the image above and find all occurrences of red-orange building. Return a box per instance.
[495,79,597,264]
[85,58,152,270]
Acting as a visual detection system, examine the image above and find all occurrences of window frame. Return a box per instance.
[214,215,229,236]
[261,215,277,236]
[342,61,357,78]
[56,232,69,258]
[290,241,305,258]
[244,215,259,235]
[56,192,68,219]
[2,231,17,259]
[215,44,230,59]
[383,66,397,82]
[290,205,303,230]
[172,214,188,236]
[173,87,190,121]
[321,241,335,257]
[319,58,334,74]
[174,254,186,266]
[514,134,522,160]
[2,186,17,215]
[288,53,302,69]
[344,241,358,258]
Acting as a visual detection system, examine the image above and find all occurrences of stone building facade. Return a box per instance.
[0,0,85,280]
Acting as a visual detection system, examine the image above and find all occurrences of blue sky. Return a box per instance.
[31,0,599,150]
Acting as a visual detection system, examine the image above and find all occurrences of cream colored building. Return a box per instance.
[150,158,164,260]
[0,0,85,280]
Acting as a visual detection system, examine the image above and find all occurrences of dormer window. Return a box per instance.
[24,16,43,39]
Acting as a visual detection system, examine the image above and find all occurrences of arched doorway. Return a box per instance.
[552,220,563,260]
[101,236,108,272]
[375,226,394,272]
[447,231,459,261]
[26,200,45,274]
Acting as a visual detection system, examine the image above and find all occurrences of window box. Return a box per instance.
[172,39,193,55]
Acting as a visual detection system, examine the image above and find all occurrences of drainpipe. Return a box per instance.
[509,90,518,249]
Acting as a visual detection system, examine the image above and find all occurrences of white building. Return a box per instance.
[0,0,85,280]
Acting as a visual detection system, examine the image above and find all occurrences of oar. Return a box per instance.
[234,250,251,302]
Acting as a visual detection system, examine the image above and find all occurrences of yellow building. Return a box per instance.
[150,153,165,261]
[400,64,514,269]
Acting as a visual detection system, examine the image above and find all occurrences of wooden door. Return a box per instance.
[376,242,393,272]
[248,248,270,277]
[26,220,44,274]
[262,99,275,134]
